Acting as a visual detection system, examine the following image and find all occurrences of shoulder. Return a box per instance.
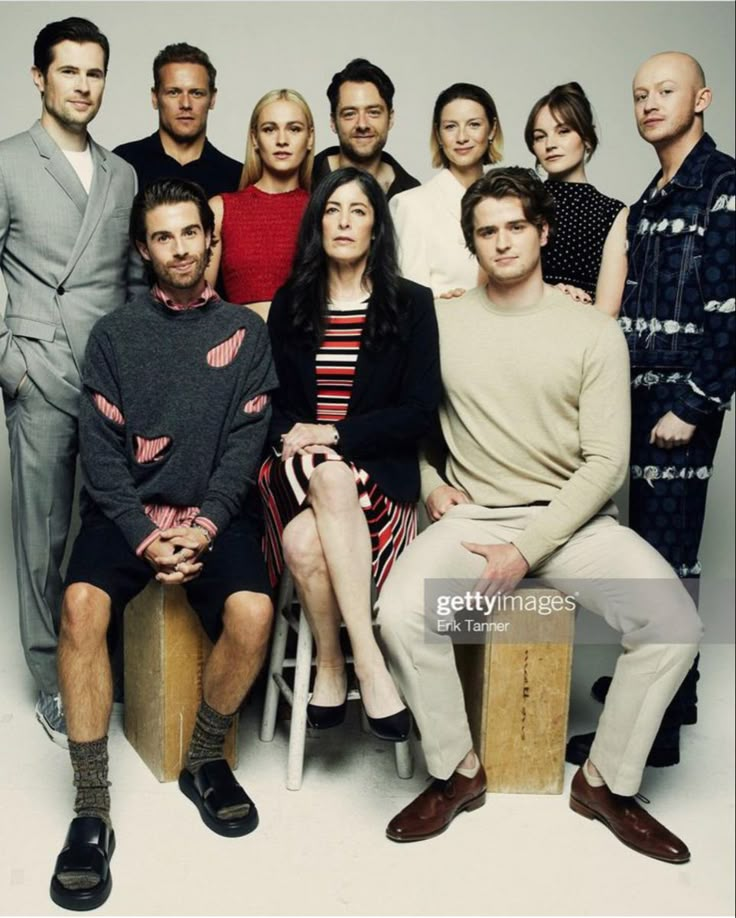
[0,128,33,156]
[218,299,267,331]
[589,184,626,215]
[206,141,242,173]
[554,291,623,343]
[434,285,483,323]
[91,296,148,338]
[703,147,735,200]
[112,135,154,160]
[396,277,435,312]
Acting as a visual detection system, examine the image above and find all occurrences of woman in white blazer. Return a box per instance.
[390,83,503,298]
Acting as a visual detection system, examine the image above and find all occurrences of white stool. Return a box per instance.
[260,570,414,790]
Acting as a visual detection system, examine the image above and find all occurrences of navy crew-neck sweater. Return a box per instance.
[79,292,278,551]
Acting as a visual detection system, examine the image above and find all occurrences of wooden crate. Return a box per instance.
[124,582,238,782]
[456,588,575,794]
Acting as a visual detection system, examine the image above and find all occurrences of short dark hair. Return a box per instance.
[431,83,504,168]
[460,167,556,254]
[130,179,215,282]
[152,43,217,93]
[326,58,395,116]
[284,167,400,349]
[33,17,110,76]
[524,82,599,161]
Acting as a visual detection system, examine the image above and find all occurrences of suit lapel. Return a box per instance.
[29,120,87,214]
[58,136,112,284]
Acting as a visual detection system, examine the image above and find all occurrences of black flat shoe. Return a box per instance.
[307,692,348,730]
[365,706,411,743]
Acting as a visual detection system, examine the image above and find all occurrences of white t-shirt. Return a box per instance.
[63,146,94,194]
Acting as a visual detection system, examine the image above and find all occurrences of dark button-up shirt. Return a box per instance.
[620,133,735,423]
[113,132,242,200]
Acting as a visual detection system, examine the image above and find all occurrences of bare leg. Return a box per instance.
[203,591,273,714]
[58,584,113,742]
[283,509,346,706]
[307,462,404,718]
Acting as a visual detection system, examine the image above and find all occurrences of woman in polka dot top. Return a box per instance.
[525,82,628,317]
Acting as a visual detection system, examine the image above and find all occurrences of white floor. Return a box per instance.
[0,620,733,917]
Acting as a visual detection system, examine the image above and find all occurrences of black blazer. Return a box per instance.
[267,278,441,503]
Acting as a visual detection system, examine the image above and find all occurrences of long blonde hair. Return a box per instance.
[240,88,315,190]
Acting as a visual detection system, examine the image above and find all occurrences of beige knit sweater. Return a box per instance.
[420,285,631,569]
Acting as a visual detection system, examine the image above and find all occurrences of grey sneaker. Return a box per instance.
[35,691,68,749]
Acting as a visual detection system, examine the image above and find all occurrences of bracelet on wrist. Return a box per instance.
[191,523,214,551]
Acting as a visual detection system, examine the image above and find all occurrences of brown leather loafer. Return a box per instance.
[569,767,690,863]
[386,764,487,843]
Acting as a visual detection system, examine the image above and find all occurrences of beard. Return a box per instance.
[157,253,207,291]
[339,132,386,164]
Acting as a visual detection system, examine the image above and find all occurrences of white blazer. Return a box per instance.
[390,169,481,297]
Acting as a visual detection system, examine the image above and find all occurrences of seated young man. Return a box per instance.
[377,167,703,863]
[50,178,277,911]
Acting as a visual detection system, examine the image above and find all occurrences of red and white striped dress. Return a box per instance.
[259,300,417,590]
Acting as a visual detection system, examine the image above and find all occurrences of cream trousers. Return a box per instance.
[376,504,702,796]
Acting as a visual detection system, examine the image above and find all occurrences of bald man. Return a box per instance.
[567,52,735,770]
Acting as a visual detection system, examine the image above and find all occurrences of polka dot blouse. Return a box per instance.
[542,181,625,299]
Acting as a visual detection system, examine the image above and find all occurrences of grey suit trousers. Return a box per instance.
[3,375,78,694]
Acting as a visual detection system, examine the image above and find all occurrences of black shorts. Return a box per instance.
[65,509,271,643]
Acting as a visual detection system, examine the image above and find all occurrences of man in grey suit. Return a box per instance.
[0,17,142,746]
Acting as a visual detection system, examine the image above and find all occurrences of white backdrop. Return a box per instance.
[0,1,734,635]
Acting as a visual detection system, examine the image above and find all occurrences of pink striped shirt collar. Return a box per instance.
[152,282,219,312]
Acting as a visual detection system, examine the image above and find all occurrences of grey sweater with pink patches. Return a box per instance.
[79,293,277,551]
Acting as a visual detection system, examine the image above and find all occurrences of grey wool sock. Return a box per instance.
[186,701,249,820]
[186,699,233,774]
[57,737,111,891]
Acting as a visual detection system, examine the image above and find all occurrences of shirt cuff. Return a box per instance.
[136,529,162,557]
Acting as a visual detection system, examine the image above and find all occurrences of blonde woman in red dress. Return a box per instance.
[206,89,314,320]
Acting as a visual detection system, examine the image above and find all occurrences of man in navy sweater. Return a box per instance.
[49,179,276,912]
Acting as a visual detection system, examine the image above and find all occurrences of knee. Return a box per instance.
[283,515,326,580]
[308,461,357,511]
[60,584,110,648]
[222,592,274,648]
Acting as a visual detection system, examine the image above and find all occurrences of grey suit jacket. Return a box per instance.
[0,120,145,415]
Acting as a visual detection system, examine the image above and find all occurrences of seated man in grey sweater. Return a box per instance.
[49,179,277,912]
[377,168,702,863]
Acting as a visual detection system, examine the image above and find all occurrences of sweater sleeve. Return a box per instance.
[198,320,279,531]
[512,319,631,569]
[335,289,442,457]
[672,168,735,423]
[79,328,159,551]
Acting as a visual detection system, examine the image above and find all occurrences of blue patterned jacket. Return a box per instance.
[620,133,735,424]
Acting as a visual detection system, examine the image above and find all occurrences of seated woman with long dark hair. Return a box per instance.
[258,167,441,740]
